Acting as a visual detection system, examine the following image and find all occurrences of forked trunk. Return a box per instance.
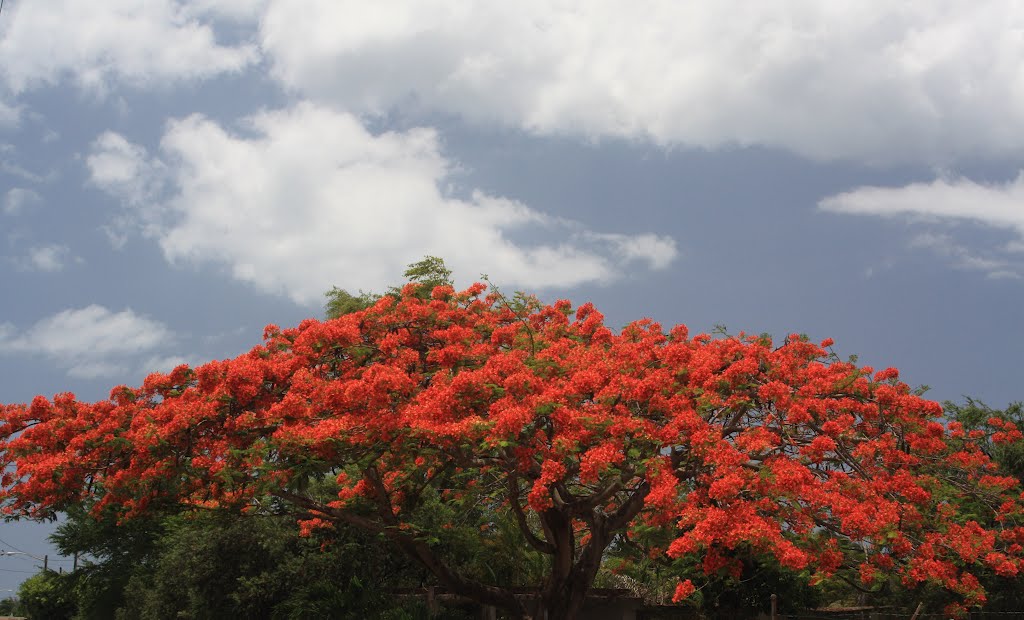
[531,511,609,620]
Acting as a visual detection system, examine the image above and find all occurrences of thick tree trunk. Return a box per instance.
[540,575,593,620]
[533,509,610,620]
[522,482,653,620]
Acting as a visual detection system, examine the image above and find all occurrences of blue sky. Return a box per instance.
[1,0,1024,592]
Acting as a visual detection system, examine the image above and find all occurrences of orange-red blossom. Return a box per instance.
[1,283,1021,614]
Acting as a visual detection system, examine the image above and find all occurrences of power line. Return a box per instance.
[0,538,36,563]
[0,535,73,566]
[0,554,35,566]
[0,537,28,556]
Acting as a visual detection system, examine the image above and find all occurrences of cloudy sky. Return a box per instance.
[2,0,1024,586]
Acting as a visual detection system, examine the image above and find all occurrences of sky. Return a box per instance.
[1,0,1024,594]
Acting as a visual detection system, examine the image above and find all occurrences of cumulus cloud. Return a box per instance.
[820,174,1024,278]
[0,0,257,94]
[6,1,1021,164]
[584,233,678,270]
[2,188,41,215]
[87,102,676,304]
[87,133,166,206]
[0,305,175,378]
[87,134,169,248]
[258,0,1024,163]
[24,244,74,272]
[143,355,195,374]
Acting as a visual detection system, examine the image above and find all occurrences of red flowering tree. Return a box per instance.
[2,283,1023,619]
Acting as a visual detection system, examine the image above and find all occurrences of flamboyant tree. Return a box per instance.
[2,282,1023,619]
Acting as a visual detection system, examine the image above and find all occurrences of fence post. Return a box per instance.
[909,602,923,620]
[427,586,438,616]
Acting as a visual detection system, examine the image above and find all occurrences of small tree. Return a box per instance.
[2,277,1023,619]
[324,255,453,320]
[18,570,76,620]
[0,596,22,616]
[48,498,442,619]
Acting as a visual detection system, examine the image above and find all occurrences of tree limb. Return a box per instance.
[508,473,555,554]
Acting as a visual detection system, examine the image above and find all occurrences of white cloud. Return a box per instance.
[87,102,677,304]
[143,355,194,374]
[0,159,54,184]
[585,233,678,271]
[819,174,1024,235]
[87,132,165,206]
[820,174,1024,278]
[0,305,175,378]
[25,244,73,272]
[2,188,41,215]
[87,132,169,248]
[908,232,1019,279]
[258,1,1024,164]
[0,0,258,95]
[5,1,1020,164]
[0,100,19,127]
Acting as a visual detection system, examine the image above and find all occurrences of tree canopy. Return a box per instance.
[2,275,1023,619]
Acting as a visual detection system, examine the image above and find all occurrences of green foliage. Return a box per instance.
[405,484,548,589]
[325,256,454,320]
[18,570,76,620]
[324,288,379,320]
[46,505,468,619]
[112,511,426,620]
[49,505,165,619]
[391,256,453,297]
[0,597,22,616]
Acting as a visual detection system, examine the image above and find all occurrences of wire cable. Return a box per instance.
[0,537,46,564]
[0,537,28,556]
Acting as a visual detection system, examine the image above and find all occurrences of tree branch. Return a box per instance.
[508,473,555,554]
[608,481,651,531]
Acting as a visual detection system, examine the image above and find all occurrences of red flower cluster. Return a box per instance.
[0,283,1021,614]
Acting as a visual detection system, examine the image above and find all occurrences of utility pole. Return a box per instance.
[1,550,50,571]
